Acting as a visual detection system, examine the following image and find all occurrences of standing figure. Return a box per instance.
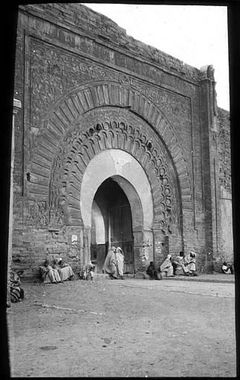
[116,247,125,279]
[103,246,118,279]
[160,254,174,277]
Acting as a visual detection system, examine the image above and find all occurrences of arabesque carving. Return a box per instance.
[27,82,192,236]
[25,200,49,227]
[29,38,192,152]
[50,108,180,235]
[25,200,64,229]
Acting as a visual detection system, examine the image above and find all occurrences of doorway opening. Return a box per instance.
[91,178,134,273]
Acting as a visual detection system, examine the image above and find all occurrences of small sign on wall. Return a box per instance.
[71,235,78,243]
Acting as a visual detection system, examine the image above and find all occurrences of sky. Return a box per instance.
[84,3,229,111]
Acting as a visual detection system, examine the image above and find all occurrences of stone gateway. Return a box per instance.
[11,3,232,278]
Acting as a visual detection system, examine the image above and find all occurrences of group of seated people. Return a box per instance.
[39,258,75,283]
[146,251,198,280]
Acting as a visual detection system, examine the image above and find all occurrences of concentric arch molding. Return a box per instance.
[27,81,192,231]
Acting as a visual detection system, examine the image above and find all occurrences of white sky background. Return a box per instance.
[84,3,229,111]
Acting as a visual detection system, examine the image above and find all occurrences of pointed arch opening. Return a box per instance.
[80,149,154,272]
[91,178,135,273]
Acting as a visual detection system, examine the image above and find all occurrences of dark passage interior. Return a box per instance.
[91,178,134,273]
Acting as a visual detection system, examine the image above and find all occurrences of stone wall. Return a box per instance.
[12,3,232,277]
[215,107,233,269]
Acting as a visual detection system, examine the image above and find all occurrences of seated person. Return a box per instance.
[160,254,174,277]
[39,259,62,283]
[146,261,162,280]
[54,258,75,281]
[221,261,234,274]
[83,261,95,280]
[10,270,24,303]
[184,251,198,276]
[172,251,185,275]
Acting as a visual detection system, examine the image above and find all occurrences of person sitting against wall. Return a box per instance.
[172,251,185,276]
[172,251,192,276]
[183,251,198,276]
[53,258,75,281]
[160,254,174,277]
[10,270,24,303]
[221,261,234,274]
[83,261,95,281]
[39,259,62,284]
[172,251,197,276]
[146,261,162,280]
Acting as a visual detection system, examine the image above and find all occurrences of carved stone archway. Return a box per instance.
[27,81,190,263]
[80,150,153,230]
[49,107,181,241]
[79,150,153,270]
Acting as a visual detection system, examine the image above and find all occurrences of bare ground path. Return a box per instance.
[7,277,236,377]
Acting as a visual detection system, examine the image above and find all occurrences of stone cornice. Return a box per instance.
[19,3,202,84]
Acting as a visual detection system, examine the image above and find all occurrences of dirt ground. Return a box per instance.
[7,276,236,377]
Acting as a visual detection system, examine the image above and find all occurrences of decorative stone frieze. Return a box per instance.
[29,38,192,149]
[21,3,200,83]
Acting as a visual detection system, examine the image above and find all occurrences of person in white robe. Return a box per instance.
[103,247,118,279]
[115,247,125,279]
[83,261,95,280]
[221,261,234,274]
[184,251,197,276]
[160,254,174,277]
[54,258,75,281]
[40,259,62,283]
